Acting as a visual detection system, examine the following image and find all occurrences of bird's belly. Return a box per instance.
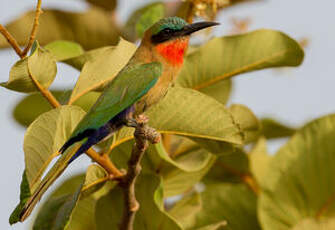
[134,72,174,115]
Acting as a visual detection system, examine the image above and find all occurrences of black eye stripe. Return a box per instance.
[151,28,184,44]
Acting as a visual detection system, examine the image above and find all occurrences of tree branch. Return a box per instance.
[86,149,124,178]
[22,0,43,57]
[0,24,23,58]
[119,115,161,230]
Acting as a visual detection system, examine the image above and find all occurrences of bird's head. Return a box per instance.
[143,17,219,66]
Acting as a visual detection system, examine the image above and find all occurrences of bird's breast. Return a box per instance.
[135,66,180,114]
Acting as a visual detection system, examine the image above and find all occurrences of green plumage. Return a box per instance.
[151,17,187,35]
[71,62,162,138]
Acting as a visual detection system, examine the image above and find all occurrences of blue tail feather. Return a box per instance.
[62,105,135,164]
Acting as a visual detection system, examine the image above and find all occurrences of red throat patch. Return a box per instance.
[155,40,188,66]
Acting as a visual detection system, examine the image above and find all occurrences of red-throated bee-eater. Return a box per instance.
[19,17,219,221]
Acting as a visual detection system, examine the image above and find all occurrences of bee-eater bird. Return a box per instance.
[19,17,219,221]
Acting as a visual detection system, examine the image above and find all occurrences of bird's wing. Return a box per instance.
[71,62,163,138]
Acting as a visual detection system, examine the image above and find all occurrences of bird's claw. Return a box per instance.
[125,115,149,128]
[125,118,137,128]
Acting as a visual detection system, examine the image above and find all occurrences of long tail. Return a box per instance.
[19,109,132,221]
[20,145,77,221]
[19,128,113,221]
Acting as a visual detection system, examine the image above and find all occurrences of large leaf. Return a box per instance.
[228,104,261,143]
[111,87,244,155]
[34,174,98,230]
[197,79,232,105]
[1,41,57,93]
[68,38,136,104]
[44,40,84,62]
[86,0,117,11]
[24,105,86,192]
[190,183,260,230]
[177,29,304,95]
[13,91,100,126]
[161,151,216,197]
[0,8,120,50]
[292,218,335,230]
[124,2,165,40]
[261,118,296,139]
[169,193,202,229]
[176,0,262,20]
[152,142,212,172]
[82,164,109,197]
[33,185,83,230]
[204,148,251,184]
[108,138,215,197]
[64,47,112,70]
[9,171,31,225]
[249,137,271,187]
[96,174,183,230]
[259,114,335,230]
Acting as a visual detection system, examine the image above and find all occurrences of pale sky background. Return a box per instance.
[0,0,333,229]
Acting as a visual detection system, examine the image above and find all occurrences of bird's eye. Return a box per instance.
[163,28,173,34]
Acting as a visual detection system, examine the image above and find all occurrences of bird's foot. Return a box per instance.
[125,115,149,128]
[125,118,137,128]
[126,115,160,144]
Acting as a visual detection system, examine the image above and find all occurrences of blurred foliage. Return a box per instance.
[2,1,332,230]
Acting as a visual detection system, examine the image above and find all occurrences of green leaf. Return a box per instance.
[153,142,212,172]
[190,183,260,230]
[33,184,83,230]
[124,2,165,40]
[228,104,261,143]
[44,40,84,62]
[23,105,86,193]
[292,218,335,230]
[86,0,117,11]
[176,0,261,20]
[193,222,227,230]
[162,154,216,197]
[261,118,296,139]
[249,137,271,187]
[177,29,304,94]
[69,38,136,104]
[169,193,202,229]
[13,91,99,126]
[108,138,215,197]
[112,87,244,155]
[0,8,120,50]
[10,106,86,222]
[1,41,57,93]
[35,174,98,230]
[96,174,182,230]
[198,79,232,105]
[204,148,250,184]
[64,47,112,70]
[9,171,31,225]
[259,114,335,230]
[82,164,108,197]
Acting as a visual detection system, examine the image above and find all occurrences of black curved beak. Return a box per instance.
[181,21,220,36]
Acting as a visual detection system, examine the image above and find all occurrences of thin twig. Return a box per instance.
[86,149,124,178]
[218,161,260,195]
[22,0,43,57]
[0,24,23,58]
[28,67,61,108]
[119,115,161,230]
